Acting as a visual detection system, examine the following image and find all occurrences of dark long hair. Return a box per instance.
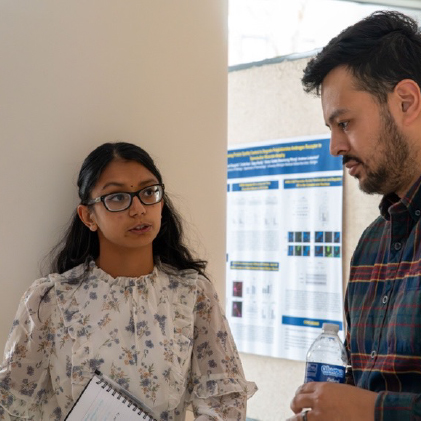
[49,142,207,276]
[302,11,421,104]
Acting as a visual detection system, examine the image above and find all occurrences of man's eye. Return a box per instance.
[107,193,127,202]
[338,121,349,130]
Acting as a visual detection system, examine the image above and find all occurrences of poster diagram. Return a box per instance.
[226,135,344,360]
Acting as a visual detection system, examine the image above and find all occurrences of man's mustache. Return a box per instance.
[343,155,363,166]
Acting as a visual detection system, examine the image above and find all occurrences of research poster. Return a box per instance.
[226,135,344,361]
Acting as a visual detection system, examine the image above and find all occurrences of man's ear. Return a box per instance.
[393,79,421,125]
[77,205,98,232]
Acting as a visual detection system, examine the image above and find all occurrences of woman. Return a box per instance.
[0,142,256,420]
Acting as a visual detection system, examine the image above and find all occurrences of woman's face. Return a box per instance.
[79,159,163,259]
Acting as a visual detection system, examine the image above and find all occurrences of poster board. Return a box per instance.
[226,135,344,360]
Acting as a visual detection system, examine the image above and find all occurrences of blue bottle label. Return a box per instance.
[305,362,346,383]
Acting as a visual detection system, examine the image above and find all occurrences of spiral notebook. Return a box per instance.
[65,370,157,421]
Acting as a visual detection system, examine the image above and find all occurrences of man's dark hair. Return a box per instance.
[302,10,421,103]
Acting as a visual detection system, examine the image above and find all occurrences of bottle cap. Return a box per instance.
[322,323,339,333]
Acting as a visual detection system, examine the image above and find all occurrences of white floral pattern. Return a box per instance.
[0,262,256,420]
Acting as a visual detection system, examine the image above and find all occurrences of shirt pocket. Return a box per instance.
[386,275,421,355]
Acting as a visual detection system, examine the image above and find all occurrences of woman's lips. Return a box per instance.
[129,224,152,234]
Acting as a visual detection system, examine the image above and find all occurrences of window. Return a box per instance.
[229,0,421,66]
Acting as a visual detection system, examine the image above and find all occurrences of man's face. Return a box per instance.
[321,66,416,197]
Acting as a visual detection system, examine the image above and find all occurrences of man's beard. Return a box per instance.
[343,107,415,196]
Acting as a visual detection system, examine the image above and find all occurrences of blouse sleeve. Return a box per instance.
[188,275,257,420]
[0,278,56,419]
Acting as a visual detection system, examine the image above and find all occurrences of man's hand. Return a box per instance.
[286,382,377,421]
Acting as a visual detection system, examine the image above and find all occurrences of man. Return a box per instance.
[288,10,421,421]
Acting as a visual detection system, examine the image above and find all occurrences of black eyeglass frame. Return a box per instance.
[86,183,165,212]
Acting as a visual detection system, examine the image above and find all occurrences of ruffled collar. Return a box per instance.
[88,260,160,287]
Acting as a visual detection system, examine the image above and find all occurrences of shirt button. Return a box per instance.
[416,210,421,217]
[371,350,377,359]
[382,295,388,304]
[394,242,402,250]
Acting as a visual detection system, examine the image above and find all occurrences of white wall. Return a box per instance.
[0,0,228,374]
[229,58,381,420]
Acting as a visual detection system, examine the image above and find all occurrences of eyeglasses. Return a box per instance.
[87,184,165,212]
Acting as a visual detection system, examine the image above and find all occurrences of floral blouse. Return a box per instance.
[0,261,256,420]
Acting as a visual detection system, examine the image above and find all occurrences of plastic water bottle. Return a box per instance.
[304,323,348,383]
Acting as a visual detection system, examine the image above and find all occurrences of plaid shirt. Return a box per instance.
[345,176,421,421]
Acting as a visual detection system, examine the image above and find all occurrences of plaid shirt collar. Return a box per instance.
[379,174,421,222]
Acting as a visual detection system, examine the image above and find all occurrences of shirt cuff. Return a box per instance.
[375,391,421,421]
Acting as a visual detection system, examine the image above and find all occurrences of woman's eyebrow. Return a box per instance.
[100,182,125,191]
[101,179,158,191]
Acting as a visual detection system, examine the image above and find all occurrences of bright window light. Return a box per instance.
[229,0,421,66]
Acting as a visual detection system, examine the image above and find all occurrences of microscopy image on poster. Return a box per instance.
[226,135,344,360]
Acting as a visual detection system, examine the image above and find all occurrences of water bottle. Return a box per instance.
[304,323,348,383]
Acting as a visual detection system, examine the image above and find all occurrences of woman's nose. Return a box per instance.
[129,195,146,215]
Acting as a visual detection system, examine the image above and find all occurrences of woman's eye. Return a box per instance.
[142,187,156,197]
[107,193,127,202]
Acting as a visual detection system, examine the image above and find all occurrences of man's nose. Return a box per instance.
[329,131,349,157]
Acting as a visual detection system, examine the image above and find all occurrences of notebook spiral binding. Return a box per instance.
[95,374,156,420]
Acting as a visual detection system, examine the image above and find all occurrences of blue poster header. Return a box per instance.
[284,176,343,189]
[227,138,342,179]
[282,316,343,331]
[232,180,279,192]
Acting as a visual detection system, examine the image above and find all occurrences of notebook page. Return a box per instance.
[66,375,154,421]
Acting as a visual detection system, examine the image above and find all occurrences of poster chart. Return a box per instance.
[226,135,344,361]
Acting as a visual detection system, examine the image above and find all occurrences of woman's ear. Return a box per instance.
[77,205,98,232]
[393,79,421,126]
